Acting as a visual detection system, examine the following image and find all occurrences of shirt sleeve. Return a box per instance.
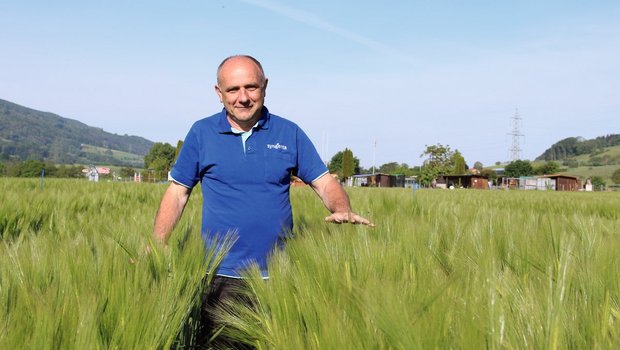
[170,125,201,188]
[294,126,329,183]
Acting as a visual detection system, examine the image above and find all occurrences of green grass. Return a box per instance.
[218,188,620,349]
[2,180,620,349]
[0,178,230,349]
[572,144,620,163]
[560,145,620,184]
[561,164,619,184]
[80,143,145,166]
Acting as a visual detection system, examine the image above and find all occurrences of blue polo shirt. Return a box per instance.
[170,107,328,277]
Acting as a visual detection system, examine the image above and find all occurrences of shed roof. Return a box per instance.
[538,174,579,180]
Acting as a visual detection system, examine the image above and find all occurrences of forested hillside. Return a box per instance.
[0,99,153,166]
[536,134,620,161]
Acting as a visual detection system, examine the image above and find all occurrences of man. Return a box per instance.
[153,55,373,344]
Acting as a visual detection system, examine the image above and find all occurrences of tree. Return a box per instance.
[419,143,454,186]
[563,158,579,168]
[612,168,620,184]
[20,159,45,177]
[452,150,466,175]
[504,160,534,178]
[533,161,560,175]
[473,161,483,172]
[144,143,176,171]
[328,150,360,176]
[591,176,606,191]
[175,140,184,162]
[120,167,136,179]
[480,168,498,184]
[54,164,83,178]
[379,162,399,174]
[394,163,416,176]
[5,160,22,177]
[420,144,454,170]
[342,148,354,181]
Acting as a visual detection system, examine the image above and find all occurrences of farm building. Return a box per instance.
[539,174,581,191]
[518,176,556,190]
[436,174,489,189]
[501,174,581,191]
[500,177,519,189]
[405,176,418,188]
[351,173,405,187]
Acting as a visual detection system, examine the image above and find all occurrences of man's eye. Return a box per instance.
[246,87,257,92]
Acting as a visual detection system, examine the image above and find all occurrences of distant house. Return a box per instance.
[405,176,418,189]
[436,174,489,189]
[351,173,405,187]
[539,174,581,191]
[500,177,519,189]
[86,166,99,182]
[519,176,555,190]
[502,174,581,191]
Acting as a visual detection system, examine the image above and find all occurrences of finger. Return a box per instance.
[325,214,343,224]
[352,215,375,227]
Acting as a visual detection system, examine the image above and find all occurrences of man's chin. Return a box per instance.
[228,113,259,128]
[235,115,255,123]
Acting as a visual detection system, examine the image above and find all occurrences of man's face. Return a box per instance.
[215,57,268,129]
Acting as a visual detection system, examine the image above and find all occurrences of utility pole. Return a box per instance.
[508,109,524,161]
[372,138,376,174]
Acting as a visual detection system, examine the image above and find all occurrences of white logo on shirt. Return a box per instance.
[267,143,288,150]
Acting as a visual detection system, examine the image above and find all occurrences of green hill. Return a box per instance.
[536,134,620,161]
[0,99,153,167]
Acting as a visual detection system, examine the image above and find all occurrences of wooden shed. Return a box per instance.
[437,174,489,189]
[539,174,581,191]
[351,173,405,187]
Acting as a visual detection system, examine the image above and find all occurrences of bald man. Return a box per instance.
[153,55,373,346]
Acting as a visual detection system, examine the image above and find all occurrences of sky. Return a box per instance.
[1,0,618,168]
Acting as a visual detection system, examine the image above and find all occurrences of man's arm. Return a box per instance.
[154,181,192,244]
[310,173,374,226]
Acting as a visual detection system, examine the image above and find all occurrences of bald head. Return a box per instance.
[214,55,269,131]
[217,55,266,87]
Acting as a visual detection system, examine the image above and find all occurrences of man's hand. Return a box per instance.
[325,212,375,227]
[311,174,376,227]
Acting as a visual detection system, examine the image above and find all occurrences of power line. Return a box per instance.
[508,108,524,161]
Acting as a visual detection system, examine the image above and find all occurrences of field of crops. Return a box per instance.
[2,178,620,349]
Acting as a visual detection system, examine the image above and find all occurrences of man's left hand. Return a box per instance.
[325,212,375,227]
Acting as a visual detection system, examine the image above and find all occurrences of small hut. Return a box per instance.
[539,174,581,191]
[436,174,489,189]
[351,173,405,187]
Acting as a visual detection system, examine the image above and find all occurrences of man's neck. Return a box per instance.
[227,115,260,132]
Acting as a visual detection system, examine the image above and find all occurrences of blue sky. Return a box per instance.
[1,0,618,168]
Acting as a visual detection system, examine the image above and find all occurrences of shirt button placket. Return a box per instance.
[246,140,256,155]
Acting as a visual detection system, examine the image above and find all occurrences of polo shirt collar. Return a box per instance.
[217,106,271,133]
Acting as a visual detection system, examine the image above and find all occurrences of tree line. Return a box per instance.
[0,160,85,178]
[536,134,620,161]
[9,140,619,189]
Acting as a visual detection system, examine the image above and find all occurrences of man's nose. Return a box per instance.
[238,89,249,102]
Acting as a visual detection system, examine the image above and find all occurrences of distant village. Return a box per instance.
[290,169,590,192]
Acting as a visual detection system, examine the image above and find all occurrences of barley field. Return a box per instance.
[1,178,620,349]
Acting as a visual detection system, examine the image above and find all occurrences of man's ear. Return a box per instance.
[214,85,223,103]
[263,78,268,96]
